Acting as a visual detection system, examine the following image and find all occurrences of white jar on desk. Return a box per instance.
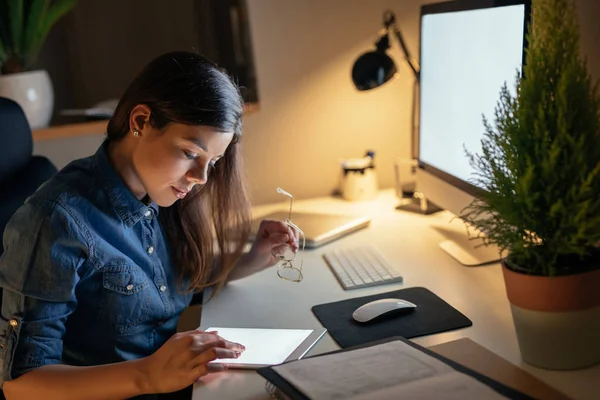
[340,151,378,201]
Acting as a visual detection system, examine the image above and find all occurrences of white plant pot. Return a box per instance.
[503,261,600,370]
[0,70,54,129]
[510,304,600,370]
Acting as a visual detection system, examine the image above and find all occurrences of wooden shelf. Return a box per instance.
[32,120,108,142]
[32,103,260,142]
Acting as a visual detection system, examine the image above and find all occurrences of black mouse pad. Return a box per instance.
[311,287,472,348]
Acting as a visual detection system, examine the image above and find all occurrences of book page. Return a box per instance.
[272,341,507,400]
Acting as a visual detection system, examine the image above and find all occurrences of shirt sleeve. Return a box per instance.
[0,199,88,384]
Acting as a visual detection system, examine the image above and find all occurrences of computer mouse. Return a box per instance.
[352,298,417,323]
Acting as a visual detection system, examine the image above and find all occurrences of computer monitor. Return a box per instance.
[416,0,530,265]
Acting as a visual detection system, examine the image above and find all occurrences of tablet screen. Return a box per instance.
[206,327,317,368]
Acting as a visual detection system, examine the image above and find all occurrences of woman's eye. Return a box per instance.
[183,150,198,160]
[209,158,222,169]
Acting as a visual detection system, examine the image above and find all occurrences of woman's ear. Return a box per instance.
[129,104,152,136]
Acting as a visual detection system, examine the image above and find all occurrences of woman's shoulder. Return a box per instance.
[0,160,100,299]
[8,161,96,240]
[1,180,96,285]
[3,154,107,251]
[27,154,102,214]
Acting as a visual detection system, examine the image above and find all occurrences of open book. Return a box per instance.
[258,337,533,400]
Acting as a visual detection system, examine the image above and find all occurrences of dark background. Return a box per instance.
[35,0,258,122]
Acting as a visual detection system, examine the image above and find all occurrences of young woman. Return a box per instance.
[0,51,298,400]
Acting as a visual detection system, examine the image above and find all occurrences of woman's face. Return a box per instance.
[132,121,233,207]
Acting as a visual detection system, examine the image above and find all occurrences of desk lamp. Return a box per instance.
[352,10,441,215]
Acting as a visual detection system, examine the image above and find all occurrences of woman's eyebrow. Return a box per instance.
[184,137,225,158]
[184,137,208,152]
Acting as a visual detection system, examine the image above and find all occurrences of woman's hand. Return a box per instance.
[245,219,300,271]
[139,330,245,394]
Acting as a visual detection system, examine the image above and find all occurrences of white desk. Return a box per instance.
[192,190,599,400]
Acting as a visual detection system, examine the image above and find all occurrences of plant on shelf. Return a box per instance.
[0,0,77,73]
[0,0,78,128]
[462,0,600,370]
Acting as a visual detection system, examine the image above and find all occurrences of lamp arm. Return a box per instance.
[390,25,420,80]
[382,10,420,161]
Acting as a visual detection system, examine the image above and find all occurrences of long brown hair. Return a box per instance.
[106,51,251,295]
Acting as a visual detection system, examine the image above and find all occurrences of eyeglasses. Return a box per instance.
[273,187,306,283]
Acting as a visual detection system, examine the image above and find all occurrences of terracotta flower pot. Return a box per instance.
[502,260,600,370]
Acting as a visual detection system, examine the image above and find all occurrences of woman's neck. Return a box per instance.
[107,139,147,200]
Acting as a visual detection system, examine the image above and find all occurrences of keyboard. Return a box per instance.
[322,246,403,290]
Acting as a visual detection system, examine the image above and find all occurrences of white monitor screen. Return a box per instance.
[419,5,525,184]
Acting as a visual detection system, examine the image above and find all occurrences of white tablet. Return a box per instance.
[206,327,328,369]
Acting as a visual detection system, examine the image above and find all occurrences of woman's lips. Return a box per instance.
[172,186,189,199]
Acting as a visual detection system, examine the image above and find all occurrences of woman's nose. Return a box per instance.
[186,163,208,185]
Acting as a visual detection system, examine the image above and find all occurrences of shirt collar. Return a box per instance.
[93,141,159,227]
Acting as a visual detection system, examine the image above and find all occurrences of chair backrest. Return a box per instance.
[0,97,33,185]
[0,97,58,257]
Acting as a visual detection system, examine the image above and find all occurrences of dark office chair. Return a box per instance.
[0,97,58,256]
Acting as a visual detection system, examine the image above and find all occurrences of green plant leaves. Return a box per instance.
[0,0,77,72]
[23,0,50,67]
[8,0,23,55]
[462,0,600,276]
[28,0,77,67]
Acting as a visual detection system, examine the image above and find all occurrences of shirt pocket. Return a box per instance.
[0,314,23,384]
[101,263,151,336]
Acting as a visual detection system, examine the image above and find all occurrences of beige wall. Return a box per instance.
[35,0,600,206]
[240,0,600,205]
[242,0,420,205]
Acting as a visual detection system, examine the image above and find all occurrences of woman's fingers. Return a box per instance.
[258,219,299,252]
[191,345,218,364]
[191,364,210,382]
[190,331,245,352]
[259,220,288,236]
[206,362,228,373]
[186,338,244,366]
[187,344,238,370]
[270,233,299,254]
[287,226,300,250]
[288,225,299,241]
[215,347,241,359]
[269,232,290,244]
[272,244,292,258]
[193,362,228,382]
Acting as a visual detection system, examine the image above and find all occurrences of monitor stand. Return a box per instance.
[396,197,443,215]
[431,218,505,266]
[439,239,503,266]
[396,189,443,215]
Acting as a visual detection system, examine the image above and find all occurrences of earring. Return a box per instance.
[133,129,140,137]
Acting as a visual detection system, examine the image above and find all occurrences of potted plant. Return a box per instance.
[463,0,600,370]
[0,0,78,128]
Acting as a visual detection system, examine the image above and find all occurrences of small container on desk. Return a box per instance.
[340,150,378,201]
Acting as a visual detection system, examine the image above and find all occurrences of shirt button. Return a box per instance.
[9,319,18,328]
[147,246,154,255]
[159,285,167,292]
[126,284,134,291]
[144,210,152,218]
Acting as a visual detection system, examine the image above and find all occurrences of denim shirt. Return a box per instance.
[0,141,193,384]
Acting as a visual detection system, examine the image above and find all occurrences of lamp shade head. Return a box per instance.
[351,50,397,91]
